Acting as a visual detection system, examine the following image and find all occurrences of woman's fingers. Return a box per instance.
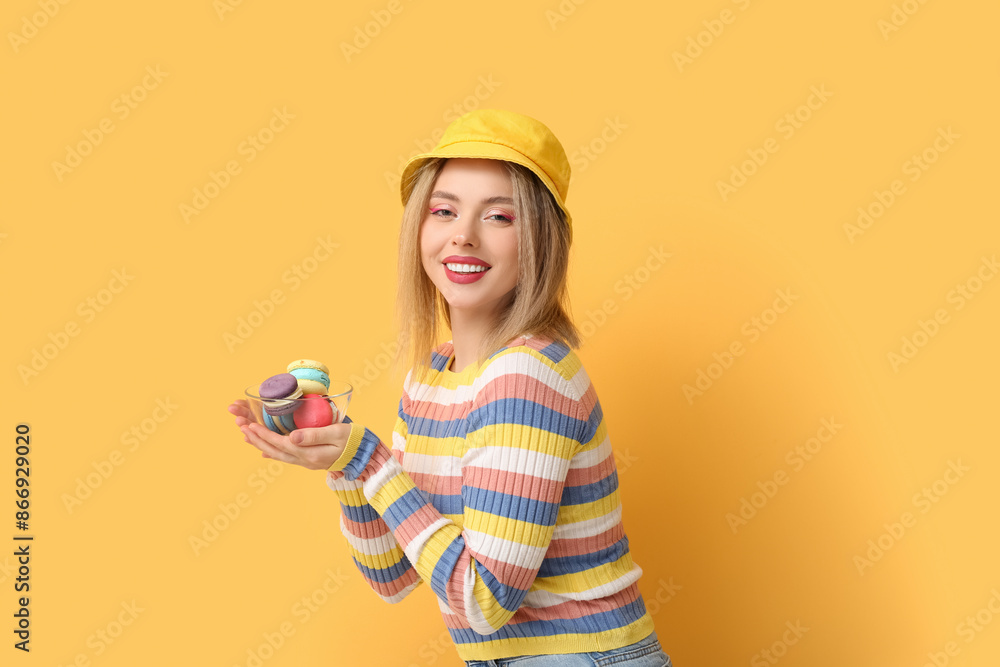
[241,423,298,464]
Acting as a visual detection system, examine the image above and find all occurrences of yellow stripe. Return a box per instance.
[531,552,637,593]
[455,615,656,661]
[463,508,557,547]
[467,423,578,459]
[554,491,621,526]
[328,421,365,472]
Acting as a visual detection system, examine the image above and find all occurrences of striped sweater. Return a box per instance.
[326,335,655,661]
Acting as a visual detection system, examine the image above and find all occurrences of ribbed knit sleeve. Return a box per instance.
[326,410,421,603]
[329,348,587,635]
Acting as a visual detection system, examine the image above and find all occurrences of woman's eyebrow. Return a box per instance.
[430,190,514,205]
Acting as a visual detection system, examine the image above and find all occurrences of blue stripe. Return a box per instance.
[475,560,525,613]
[380,487,432,532]
[561,469,618,506]
[579,399,604,445]
[463,486,560,526]
[537,340,571,364]
[430,534,464,600]
[405,413,471,439]
[431,350,450,371]
[468,397,584,440]
[536,536,629,578]
[341,427,380,481]
[447,595,648,644]
[352,554,414,584]
[426,491,464,516]
[339,501,382,525]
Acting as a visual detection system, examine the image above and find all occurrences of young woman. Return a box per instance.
[228,110,672,666]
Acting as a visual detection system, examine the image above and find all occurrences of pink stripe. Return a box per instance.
[463,467,562,503]
[473,552,538,592]
[508,584,642,624]
[564,451,615,488]
[409,470,461,496]
[443,549,471,617]
[393,505,444,549]
[341,514,391,539]
[476,374,579,417]
[546,524,624,558]
[364,567,420,598]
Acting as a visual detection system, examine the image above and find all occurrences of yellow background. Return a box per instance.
[3,1,998,665]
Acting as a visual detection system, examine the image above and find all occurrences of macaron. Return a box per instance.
[293,394,337,429]
[262,410,287,435]
[259,373,303,416]
[287,359,331,395]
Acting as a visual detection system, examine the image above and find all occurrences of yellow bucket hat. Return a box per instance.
[399,109,573,240]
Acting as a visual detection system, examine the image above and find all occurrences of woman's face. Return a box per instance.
[420,158,519,322]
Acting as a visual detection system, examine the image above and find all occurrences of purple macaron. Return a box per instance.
[259,373,302,415]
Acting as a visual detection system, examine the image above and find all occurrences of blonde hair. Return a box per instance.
[393,158,579,383]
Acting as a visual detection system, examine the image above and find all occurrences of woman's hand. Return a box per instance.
[227,399,352,471]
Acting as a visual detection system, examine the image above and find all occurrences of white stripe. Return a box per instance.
[402,517,452,567]
[381,579,420,604]
[405,380,476,407]
[465,560,499,634]
[362,456,404,498]
[568,435,612,469]
[340,515,402,556]
[326,473,364,492]
[391,430,407,451]
[400,450,463,477]
[522,565,643,607]
[436,594,456,615]
[552,505,622,540]
[463,527,548,569]
[472,349,579,402]
[462,445,571,480]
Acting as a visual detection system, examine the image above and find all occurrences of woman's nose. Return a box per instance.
[451,216,478,245]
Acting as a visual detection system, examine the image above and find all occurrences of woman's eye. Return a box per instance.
[430,207,456,219]
[487,212,515,223]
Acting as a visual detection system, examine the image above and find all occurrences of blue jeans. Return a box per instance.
[464,632,672,666]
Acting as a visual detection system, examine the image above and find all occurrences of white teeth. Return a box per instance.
[445,263,488,273]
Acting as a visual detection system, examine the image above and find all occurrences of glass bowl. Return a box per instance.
[243,381,352,433]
